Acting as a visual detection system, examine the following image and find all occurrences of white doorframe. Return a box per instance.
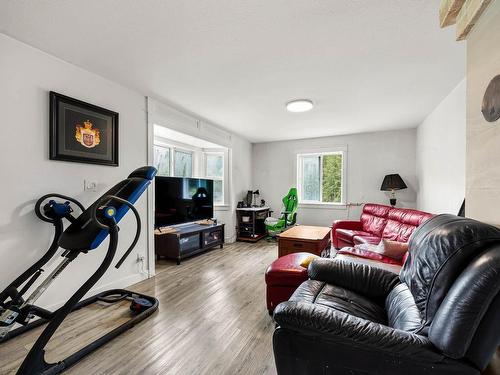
[146,98,156,277]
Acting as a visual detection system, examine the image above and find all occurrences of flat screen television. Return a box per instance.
[155,176,214,227]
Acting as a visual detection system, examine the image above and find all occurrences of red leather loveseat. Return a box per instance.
[332,203,433,249]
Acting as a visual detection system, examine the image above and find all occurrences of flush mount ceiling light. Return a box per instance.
[286,99,314,113]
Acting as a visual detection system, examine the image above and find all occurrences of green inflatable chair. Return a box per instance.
[265,188,298,238]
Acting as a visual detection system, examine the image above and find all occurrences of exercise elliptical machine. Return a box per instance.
[0,166,159,375]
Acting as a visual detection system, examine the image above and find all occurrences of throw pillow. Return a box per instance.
[299,255,317,268]
[354,240,408,260]
[375,239,408,260]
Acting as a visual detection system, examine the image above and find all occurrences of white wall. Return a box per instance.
[220,135,253,241]
[466,1,500,226]
[252,128,417,226]
[0,34,150,308]
[416,80,466,214]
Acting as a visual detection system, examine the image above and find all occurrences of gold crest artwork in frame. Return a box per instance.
[50,91,118,166]
[75,120,101,148]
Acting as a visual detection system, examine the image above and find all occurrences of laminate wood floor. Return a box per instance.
[0,241,278,375]
[2,241,498,375]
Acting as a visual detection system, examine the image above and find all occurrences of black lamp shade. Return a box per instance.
[380,174,407,191]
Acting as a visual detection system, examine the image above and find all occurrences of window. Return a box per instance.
[204,153,224,205]
[297,150,345,204]
[154,145,170,176]
[154,146,193,177]
[154,145,193,177]
[153,138,228,207]
[173,150,193,177]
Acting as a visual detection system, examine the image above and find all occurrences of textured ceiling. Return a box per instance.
[0,0,465,142]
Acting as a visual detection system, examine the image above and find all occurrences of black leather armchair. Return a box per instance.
[273,214,500,375]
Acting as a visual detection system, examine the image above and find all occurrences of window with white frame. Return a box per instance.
[153,140,228,207]
[154,145,170,176]
[153,145,193,178]
[173,149,193,177]
[297,150,346,204]
[204,152,224,205]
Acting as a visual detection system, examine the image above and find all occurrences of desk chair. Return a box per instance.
[265,188,298,239]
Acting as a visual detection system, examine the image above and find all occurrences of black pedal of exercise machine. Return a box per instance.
[94,290,156,314]
[130,297,154,313]
[95,290,155,313]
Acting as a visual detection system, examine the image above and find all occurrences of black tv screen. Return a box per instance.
[155,176,214,227]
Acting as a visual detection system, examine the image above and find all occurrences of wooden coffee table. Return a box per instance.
[277,225,331,258]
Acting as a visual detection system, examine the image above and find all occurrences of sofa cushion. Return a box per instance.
[290,279,387,324]
[401,214,500,333]
[266,252,316,287]
[360,203,392,237]
[382,208,433,242]
[386,283,422,332]
[429,249,500,364]
[336,229,372,243]
[343,241,408,263]
[337,246,402,266]
[353,235,381,245]
[334,254,402,274]
[389,208,434,227]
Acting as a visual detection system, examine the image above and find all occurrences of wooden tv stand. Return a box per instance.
[155,222,225,265]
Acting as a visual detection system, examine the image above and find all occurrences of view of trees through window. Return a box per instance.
[154,145,170,176]
[205,153,224,204]
[299,152,343,204]
[174,150,193,177]
[322,154,342,203]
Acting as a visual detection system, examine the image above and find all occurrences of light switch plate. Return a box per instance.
[84,180,98,192]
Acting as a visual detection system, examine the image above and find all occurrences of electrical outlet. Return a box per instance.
[84,180,98,192]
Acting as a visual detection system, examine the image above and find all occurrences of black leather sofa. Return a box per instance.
[273,214,500,375]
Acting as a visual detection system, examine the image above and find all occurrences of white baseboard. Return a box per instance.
[45,272,147,311]
[225,235,236,243]
[89,273,147,295]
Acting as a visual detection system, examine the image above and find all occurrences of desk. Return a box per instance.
[236,206,270,242]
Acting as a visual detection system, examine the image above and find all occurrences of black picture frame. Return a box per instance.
[49,91,119,166]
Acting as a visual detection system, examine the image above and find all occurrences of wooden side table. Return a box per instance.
[277,226,331,258]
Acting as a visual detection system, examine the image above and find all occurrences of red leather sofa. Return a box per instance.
[332,203,433,249]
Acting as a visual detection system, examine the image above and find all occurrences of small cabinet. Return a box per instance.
[203,229,222,247]
[180,233,201,254]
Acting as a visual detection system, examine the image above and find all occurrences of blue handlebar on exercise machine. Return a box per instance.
[58,166,157,252]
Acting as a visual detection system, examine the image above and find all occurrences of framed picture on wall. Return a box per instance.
[49,91,119,166]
